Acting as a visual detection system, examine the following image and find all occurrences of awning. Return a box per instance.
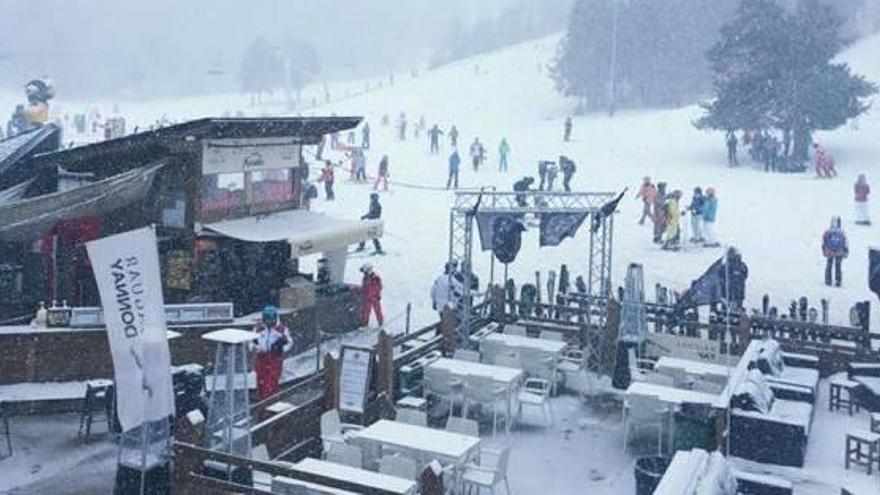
[0,162,164,243]
[201,209,383,257]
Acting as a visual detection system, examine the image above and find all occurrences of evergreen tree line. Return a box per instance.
[240,37,320,106]
[696,0,877,163]
[552,0,877,116]
[552,0,738,112]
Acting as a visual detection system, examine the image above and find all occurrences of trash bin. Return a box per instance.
[673,403,717,452]
[634,456,669,495]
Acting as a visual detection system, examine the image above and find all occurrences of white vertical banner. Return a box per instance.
[87,227,175,432]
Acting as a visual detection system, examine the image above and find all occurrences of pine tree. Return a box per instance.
[697,0,877,162]
[551,0,614,111]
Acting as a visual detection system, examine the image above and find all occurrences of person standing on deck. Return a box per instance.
[252,306,292,400]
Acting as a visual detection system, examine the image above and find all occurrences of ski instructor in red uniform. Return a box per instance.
[252,305,292,400]
[360,263,384,328]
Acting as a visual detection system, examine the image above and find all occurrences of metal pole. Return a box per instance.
[405,303,412,335]
[138,421,148,495]
[609,0,620,117]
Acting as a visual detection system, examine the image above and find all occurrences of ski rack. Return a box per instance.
[448,190,617,371]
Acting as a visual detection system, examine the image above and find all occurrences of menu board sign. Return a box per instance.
[339,346,373,414]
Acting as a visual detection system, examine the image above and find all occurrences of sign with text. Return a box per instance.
[202,138,300,175]
[86,227,175,431]
[339,346,374,414]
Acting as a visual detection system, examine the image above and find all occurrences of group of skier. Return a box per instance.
[636,177,719,251]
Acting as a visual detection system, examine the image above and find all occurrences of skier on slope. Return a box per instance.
[822,216,848,287]
[538,160,551,191]
[687,187,705,243]
[726,131,738,167]
[702,187,720,247]
[448,125,459,148]
[397,112,407,141]
[636,176,657,225]
[360,263,384,328]
[469,137,485,171]
[652,182,668,244]
[559,155,576,192]
[498,138,511,172]
[374,155,390,191]
[662,190,682,251]
[854,174,871,225]
[428,124,444,154]
[356,193,384,254]
[318,160,336,200]
[813,143,837,178]
[361,122,371,149]
[447,149,461,189]
[564,116,572,142]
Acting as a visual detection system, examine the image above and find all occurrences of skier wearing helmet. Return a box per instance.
[252,305,292,400]
[360,263,384,327]
[356,193,384,254]
[702,187,720,247]
[822,216,848,287]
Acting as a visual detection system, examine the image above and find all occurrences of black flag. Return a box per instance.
[539,212,589,246]
[870,248,880,301]
[673,256,725,315]
[591,188,627,233]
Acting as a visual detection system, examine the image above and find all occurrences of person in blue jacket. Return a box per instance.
[701,187,719,247]
[447,149,461,189]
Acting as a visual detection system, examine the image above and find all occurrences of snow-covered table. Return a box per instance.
[272,475,358,494]
[626,381,720,407]
[426,358,524,431]
[292,457,416,494]
[349,420,480,473]
[655,357,733,382]
[481,333,567,355]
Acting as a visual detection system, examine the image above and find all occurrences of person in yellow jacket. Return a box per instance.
[663,190,682,251]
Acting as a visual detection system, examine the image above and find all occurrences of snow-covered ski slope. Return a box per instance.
[306,32,880,333]
[7,32,879,334]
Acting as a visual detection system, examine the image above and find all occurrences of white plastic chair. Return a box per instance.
[379,454,419,480]
[521,347,558,394]
[424,366,463,420]
[445,416,480,437]
[517,378,554,427]
[320,409,362,454]
[622,394,670,455]
[454,349,481,363]
[465,374,508,439]
[504,324,527,336]
[460,446,512,495]
[326,442,364,468]
[395,407,428,427]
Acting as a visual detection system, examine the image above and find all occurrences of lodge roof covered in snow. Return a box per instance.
[26,116,361,175]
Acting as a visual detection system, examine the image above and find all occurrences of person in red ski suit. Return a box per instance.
[814,143,837,178]
[360,263,384,327]
[252,305,292,400]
